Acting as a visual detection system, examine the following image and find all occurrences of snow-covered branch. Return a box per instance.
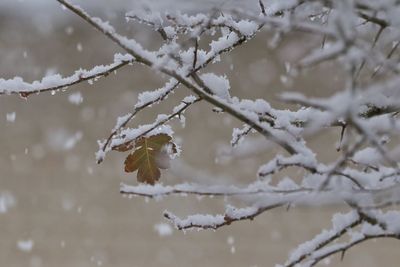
[0,53,134,97]
[2,0,400,265]
[120,181,313,198]
[164,203,284,230]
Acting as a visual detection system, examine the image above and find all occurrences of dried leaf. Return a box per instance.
[124,133,174,184]
[113,142,134,152]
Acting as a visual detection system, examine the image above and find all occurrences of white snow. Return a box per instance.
[68,92,83,105]
[17,240,34,252]
[64,131,83,150]
[76,42,83,52]
[166,211,225,229]
[46,129,83,152]
[235,20,258,36]
[6,112,16,122]
[154,223,173,236]
[0,192,15,213]
[136,79,178,107]
[200,73,230,100]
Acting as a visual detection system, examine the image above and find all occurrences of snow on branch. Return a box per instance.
[2,0,400,265]
[59,0,302,155]
[96,79,180,163]
[96,95,200,163]
[0,53,134,97]
[120,180,312,198]
[284,211,362,266]
[164,203,284,230]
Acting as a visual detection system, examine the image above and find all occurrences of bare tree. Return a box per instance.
[1,0,400,266]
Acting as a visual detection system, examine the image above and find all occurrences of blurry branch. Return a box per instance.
[280,92,400,121]
[284,211,362,267]
[120,182,315,198]
[357,11,389,28]
[284,208,400,267]
[371,41,400,78]
[125,12,170,41]
[258,155,365,190]
[318,136,366,190]
[306,233,400,267]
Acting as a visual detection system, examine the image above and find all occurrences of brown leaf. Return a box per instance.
[124,133,175,185]
[124,149,146,172]
[113,142,134,152]
[137,161,161,184]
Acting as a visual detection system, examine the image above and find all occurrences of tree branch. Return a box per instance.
[0,54,134,97]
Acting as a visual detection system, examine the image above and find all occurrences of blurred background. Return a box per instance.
[0,1,398,266]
